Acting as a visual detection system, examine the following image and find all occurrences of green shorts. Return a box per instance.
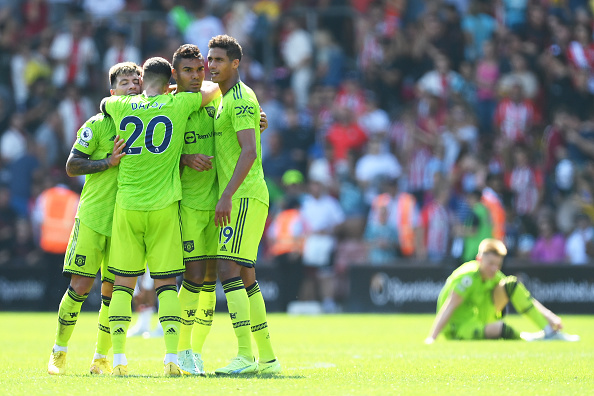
[445,317,485,340]
[63,218,114,283]
[108,202,185,279]
[217,198,268,268]
[180,205,217,262]
[445,299,500,340]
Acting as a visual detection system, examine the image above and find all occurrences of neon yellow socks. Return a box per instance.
[192,281,216,355]
[247,281,276,362]
[222,277,252,359]
[54,286,89,347]
[157,285,181,355]
[177,279,201,351]
[95,295,111,356]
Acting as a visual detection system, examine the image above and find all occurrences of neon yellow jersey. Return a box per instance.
[71,113,118,236]
[181,96,220,210]
[214,81,268,206]
[103,92,202,211]
[437,260,505,324]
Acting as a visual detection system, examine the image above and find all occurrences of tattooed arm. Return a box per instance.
[66,135,126,177]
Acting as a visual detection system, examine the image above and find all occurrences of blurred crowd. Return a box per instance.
[1,0,594,290]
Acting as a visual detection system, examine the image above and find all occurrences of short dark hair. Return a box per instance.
[108,62,142,88]
[208,34,242,62]
[142,57,172,85]
[172,44,203,70]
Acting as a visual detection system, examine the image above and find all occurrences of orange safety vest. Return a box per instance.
[39,186,79,254]
[482,195,506,240]
[397,193,416,257]
[269,208,303,256]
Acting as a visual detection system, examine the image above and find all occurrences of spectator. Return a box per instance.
[183,2,225,57]
[300,178,345,313]
[357,91,390,140]
[355,136,401,205]
[313,29,344,88]
[364,196,398,266]
[102,28,142,87]
[368,178,421,259]
[49,19,99,89]
[505,145,542,217]
[0,184,16,266]
[420,183,451,263]
[461,0,496,62]
[280,15,313,110]
[475,40,499,133]
[326,105,368,165]
[498,53,540,100]
[494,82,539,144]
[530,216,566,264]
[459,189,493,263]
[0,112,28,164]
[565,213,594,265]
[267,196,306,310]
[56,84,94,156]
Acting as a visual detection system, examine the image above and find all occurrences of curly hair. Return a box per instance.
[208,34,242,62]
[172,44,203,70]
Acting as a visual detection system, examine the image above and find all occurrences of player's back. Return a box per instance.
[104,92,202,211]
[74,113,119,236]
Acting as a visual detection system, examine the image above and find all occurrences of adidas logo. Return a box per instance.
[221,245,227,252]
[166,327,177,335]
[113,327,125,335]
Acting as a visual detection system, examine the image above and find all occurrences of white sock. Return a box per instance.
[53,344,67,352]
[544,324,554,336]
[164,353,178,365]
[113,353,128,367]
[93,353,107,360]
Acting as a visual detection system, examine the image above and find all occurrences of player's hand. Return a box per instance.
[215,195,232,227]
[547,313,563,331]
[259,107,268,132]
[109,135,126,167]
[424,336,435,345]
[183,153,213,172]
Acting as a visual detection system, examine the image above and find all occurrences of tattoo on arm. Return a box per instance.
[66,150,112,176]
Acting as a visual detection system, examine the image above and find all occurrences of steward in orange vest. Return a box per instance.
[37,185,80,254]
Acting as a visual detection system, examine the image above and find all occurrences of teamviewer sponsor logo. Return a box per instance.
[184,131,196,144]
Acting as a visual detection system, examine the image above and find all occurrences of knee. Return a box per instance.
[184,261,206,284]
[70,276,94,295]
[217,260,240,281]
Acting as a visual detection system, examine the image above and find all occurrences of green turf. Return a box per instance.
[0,312,592,395]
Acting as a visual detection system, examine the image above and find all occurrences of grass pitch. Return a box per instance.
[0,312,592,395]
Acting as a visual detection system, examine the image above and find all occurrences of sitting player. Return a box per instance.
[425,238,579,343]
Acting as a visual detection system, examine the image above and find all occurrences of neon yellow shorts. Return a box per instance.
[445,318,486,340]
[217,198,268,268]
[180,205,218,262]
[108,202,185,279]
[445,300,500,340]
[63,218,114,283]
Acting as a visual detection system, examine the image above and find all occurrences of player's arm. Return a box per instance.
[66,135,126,177]
[425,290,464,344]
[180,153,213,172]
[199,81,221,107]
[214,128,257,227]
[259,107,268,133]
[532,298,563,331]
